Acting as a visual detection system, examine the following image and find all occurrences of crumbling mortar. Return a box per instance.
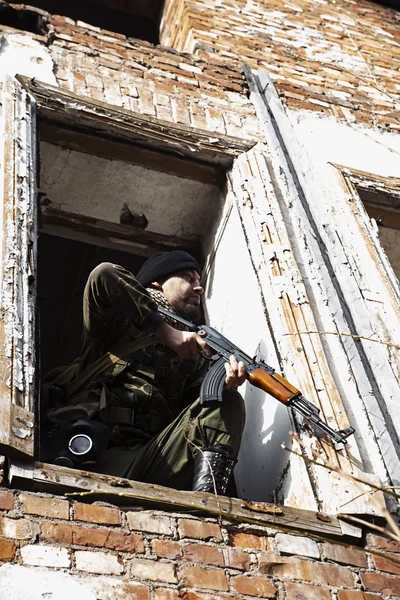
[162,1,400,127]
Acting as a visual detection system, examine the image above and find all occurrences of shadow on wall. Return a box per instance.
[235,354,293,503]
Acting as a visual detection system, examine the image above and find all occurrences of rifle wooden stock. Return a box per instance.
[247,369,300,404]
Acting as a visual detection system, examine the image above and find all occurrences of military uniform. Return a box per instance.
[78,262,245,490]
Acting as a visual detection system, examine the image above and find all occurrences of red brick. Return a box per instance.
[91,529,143,553]
[90,579,149,600]
[178,519,222,541]
[372,554,400,575]
[286,582,332,600]
[225,547,251,570]
[361,572,400,595]
[322,542,367,567]
[73,502,120,525]
[337,592,383,600]
[0,491,14,511]
[41,522,73,544]
[179,565,228,591]
[0,539,16,561]
[49,15,75,28]
[128,512,173,535]
[152,539,181,560]
[20,494,70,520]
[154,590,181,600]
[228,531,271,550]
[183,594,238,600]
[182,543,224,566]
[75,550,123,575]
[0,517,38,540]
[231,575,276,598]
[130,559,176,583]
[41,522,144,552]
[259,554,355,587]
[366,534,400,554]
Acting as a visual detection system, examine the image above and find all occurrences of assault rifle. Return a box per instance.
[158,307,355,449]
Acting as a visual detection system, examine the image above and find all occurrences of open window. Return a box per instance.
[37,132,226,377]
[2,75,379,522]
[3,75,285,497]
[353,173,400,286]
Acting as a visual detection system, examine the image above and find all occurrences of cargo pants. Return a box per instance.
[94,388,245,490]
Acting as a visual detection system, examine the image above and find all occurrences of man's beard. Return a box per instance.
[174,299,202,324]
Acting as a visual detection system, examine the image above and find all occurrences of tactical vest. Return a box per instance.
[44,337,206,447]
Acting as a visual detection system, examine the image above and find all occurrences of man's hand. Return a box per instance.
[224,355,246,389]
[155,321,212,359]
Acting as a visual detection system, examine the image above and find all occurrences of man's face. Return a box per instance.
[158,270,203,322]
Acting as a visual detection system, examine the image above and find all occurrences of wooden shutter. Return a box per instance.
[0,76,37,458]
[228,66,387,516]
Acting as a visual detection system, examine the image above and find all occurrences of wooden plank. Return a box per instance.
[40,206,201,257]
[331,163,400,194]
[39,123,226,187]
[243,66,392,515]
[17,76,254,167]
[254,68,400,500]
[8,459,349,540]
[0,76,37,459]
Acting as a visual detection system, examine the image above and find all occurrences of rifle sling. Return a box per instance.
[65,334,156,400]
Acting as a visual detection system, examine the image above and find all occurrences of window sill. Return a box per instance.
[8,459,361,541]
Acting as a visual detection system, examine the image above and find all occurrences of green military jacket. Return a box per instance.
[73,262,208,446]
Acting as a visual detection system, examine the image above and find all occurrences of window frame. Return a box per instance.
[0,76,37,459]
[1,73,386,525]
[337,164,400,300]
[0,74,252,461]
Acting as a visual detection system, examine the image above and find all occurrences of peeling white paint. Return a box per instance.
[278,109,400,494]
[203,192,293,503]
[39,142,224,242]
[0,564,96,600]
[0,34,57,84]
[11,427,31,440]
[0,78,37,456]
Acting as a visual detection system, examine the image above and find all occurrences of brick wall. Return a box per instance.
[0,487,399,599]
[161,0,400,130]
[4,0,400,135]
[0,12,261,141]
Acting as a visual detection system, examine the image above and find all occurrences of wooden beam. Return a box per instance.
[331,163,400,195]
[40,123,226,187]
[17,76,254,168]
[244,66,398,513]
[9,459,355,540]
[40,206,201,257]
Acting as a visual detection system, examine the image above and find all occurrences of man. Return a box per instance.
[76,251,246,494]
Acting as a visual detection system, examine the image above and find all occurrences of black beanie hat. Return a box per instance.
[136,251,201,287]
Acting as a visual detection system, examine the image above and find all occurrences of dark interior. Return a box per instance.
[5,0,165,43]
[0,3,48,35]
[37,233,145,376]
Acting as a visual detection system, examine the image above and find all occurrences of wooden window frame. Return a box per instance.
[336,164,400,298]
[0,74,251,462]
[331,164,400,491]
[0,73,382,534]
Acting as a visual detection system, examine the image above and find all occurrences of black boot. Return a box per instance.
[192,444,237,495]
